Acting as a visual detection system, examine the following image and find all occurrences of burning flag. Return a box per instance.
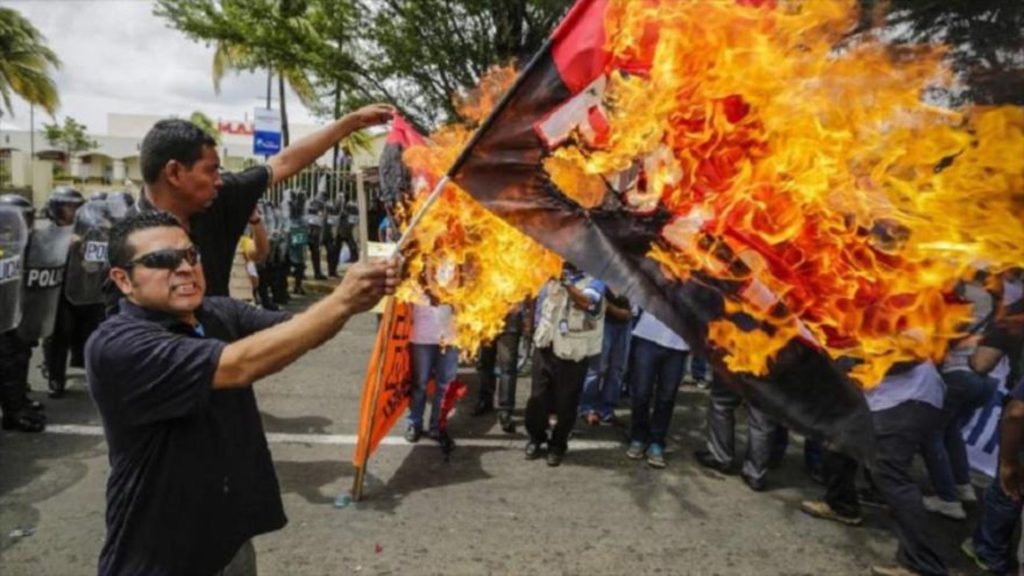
[397,0,1024,457]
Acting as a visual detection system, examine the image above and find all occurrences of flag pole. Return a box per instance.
[351,297,397,501]
[392,0,582,249]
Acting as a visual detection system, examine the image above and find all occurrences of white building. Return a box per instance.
[0,112,386,207]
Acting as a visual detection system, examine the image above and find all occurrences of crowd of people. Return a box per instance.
[0,103,1021,576]
[405,259,1024,576]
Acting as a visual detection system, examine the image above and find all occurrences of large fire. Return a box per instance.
[396,0,1023,385]
[545,0,1023,385]
[397,67,562,352]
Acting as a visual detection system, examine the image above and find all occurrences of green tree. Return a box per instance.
[325,0,573,128]
[155,0,319,146]
[189,110,222,143]
[856,0,1024,105]
[156,0,572,130]
[0,7,61,115]
[43,116,97,174]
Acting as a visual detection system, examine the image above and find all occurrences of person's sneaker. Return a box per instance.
[961,538,995,572]
[742,471,767,492]
[546,448,565,467]
[857,487,888,509]
[404,426,422,444]
[956,483,977,503]
[498,411,516,434]
[646,444,667,469]
[626,441,646,460]
[869,564,919,576]
[524,441,544,460]
[599,413,622,427]
[695,378,710,390]
[471,401,494,416]
[693,450,736,475]
[799,500,863,526]
[922,496,966,520]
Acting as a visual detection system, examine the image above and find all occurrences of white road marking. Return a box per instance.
[41,424,624,451]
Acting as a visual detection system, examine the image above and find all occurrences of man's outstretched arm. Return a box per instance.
[267,104,394,185]
[213,258,399,388]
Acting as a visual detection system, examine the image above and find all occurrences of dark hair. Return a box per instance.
[140,119,217,184]
[108,210,183,269]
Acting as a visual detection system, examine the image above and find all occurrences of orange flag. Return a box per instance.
[353,299,414,466]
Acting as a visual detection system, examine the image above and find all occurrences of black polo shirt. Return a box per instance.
[137,165,271,297]
[86,297,290,576]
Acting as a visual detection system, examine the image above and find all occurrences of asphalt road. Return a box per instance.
[0,294,986,575]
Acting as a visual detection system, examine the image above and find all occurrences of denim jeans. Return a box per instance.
[579,321,631,419]
[629,337,687,446]
[921,370,998,501]
[406,343,459,433]
[973,461,1024,573]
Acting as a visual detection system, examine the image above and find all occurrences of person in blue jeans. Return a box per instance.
[579,289,631,425]
[405,303,459,443]
[626,310,688,469]
[962,300,1024,573]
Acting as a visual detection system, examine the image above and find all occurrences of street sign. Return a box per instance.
[253,107,282,156]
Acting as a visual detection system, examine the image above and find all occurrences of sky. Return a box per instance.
[1,0,319,133]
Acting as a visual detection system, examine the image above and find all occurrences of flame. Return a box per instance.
[397,67,562,352]
[545,0,1024,386]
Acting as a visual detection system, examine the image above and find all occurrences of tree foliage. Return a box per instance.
[189,111,221,143]
[858,0,1024,105]
[155,0,573,130]
[43,117,97,170]
[0,7,61,116]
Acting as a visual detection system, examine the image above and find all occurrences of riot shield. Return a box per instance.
[107,192,135,221]
[16,224,72,341]
[65,200,113,305]
[0,206,29,333]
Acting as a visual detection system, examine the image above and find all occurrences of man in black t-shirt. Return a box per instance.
[88,211,397,575]
[137,104,392,296]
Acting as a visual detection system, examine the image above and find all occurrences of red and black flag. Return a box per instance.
[379,114,428,205]
[441,0,874,457]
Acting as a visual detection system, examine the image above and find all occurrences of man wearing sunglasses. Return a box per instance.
[137,103,393,297]
[86,211,398,576]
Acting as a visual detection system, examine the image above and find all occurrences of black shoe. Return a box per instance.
[2,409,45,433]
[48,380,66,399]
[546,448,565,467]
[857,487,888,509]
[404,426,422,444]
[498,411,516,434]
[471,401,494,417]
[25,398,44,412]
[525,441,544,460]
[694,450,736,475]
[742,472,767,492]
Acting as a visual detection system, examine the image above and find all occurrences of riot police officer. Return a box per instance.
[305,192,328,280]
[285,190,309,295]
[323,195,343,276]
[40,187,86,397]
[0,193,72,431]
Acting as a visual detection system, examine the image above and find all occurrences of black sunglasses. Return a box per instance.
[126,247,201,270]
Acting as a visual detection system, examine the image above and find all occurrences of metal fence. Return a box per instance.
[254,165,383,207]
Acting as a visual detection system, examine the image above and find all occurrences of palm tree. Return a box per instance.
[0,7,61,116]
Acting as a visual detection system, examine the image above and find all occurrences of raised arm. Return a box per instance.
[267,104,394,185]
[213,258,398,388]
